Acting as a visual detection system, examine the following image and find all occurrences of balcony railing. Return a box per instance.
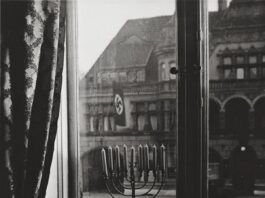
[210,79,265,90]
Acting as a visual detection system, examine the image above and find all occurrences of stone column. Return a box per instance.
[98,105,104,132]
[143,102,152,131]
[110,115,116,132]
[156,101,162,132]
[249,108,255,130]
[131,102,138,130]
[86,114,91,133]
[104,116,109,131]
[90,116,94,132]
[219,109,225,131]
[170,110,176,131]
[164,100,170,132]
[93,115,98,132]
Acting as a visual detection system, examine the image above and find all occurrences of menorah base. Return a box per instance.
[103,172,166,198]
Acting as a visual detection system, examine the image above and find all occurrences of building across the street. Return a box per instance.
[79,0,265,196]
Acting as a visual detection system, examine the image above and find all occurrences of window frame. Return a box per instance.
[66,1,208,198]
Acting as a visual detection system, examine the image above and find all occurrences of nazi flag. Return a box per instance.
[113,82,126,126]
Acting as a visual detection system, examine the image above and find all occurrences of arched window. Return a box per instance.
[225,98,250,138]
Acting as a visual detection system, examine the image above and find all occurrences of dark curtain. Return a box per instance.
[1,0,66,197]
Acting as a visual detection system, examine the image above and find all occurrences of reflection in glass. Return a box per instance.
[78,0,176,197]
[209,0,265,197]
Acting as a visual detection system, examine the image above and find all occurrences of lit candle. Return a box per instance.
[123,144,128,174]
[115,145,121,172]
[108,146,113,172]
[144,144,150,171]
[101,148,108,177]
[160,144,166,173]
[138,144,143,171]
[152,145,157,172]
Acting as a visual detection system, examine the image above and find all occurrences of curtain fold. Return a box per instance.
[1,0,66,197]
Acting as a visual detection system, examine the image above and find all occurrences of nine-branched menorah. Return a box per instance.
[101,144,167,198]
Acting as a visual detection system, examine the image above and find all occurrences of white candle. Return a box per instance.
[131,146,135,168]
[123,144,128,174]
[152,145,157,172]
[138,144,143,171]
[160,144,166,173]
[115,145,121,172]
[144,144,150,171]
[101,148,108,177]
[108,146,113,172]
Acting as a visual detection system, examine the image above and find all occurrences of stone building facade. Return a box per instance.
[79,0,265,194]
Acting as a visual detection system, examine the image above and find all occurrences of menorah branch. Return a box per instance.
[101,144,167,198]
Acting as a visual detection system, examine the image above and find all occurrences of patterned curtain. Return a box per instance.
[1,0,66,197]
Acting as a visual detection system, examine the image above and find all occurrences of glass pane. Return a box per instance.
[78,0,176,197]
[208,0,265,197]
[250,67,257,79]
[236,68,244,79]
[223,57,232,65]
[236,56,244,64]
[224,69,232,79]
[249,56,257,64]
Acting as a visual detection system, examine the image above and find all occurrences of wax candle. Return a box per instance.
[131,146,135,168]
[138,144,143,171]
[108,146,113,172]
[160,144,166,173]
[115,145,121,172]
[144,144,150,171]
[101,148,108,177]
[152,145,157,172]
[123,144,128,174]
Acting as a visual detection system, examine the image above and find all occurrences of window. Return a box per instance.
[136,70,145,82]
[236,68,244,79]
[236,55,245,64]
[78,1,179,198]
[223,57,232,65]
[46,0,265,197]
[224,68,232,79]
[249,55,257,64]
[250,67,257,79]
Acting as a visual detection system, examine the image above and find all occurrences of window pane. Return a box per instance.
[236,56,244,64]
[223,57,232,65]
[236,68,244,79]
[250,67,257,79]
[208,0,265,197]
[249,56,257,64]
[78,0,176,197]
[224,69,232,79]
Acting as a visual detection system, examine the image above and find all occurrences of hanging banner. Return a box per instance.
[113,82,126,126]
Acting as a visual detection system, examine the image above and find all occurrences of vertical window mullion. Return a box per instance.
[176,0,208,198]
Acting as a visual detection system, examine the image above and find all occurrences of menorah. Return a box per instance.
[101,144,167,198]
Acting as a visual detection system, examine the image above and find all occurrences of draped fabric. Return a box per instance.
[1,0,66,197]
